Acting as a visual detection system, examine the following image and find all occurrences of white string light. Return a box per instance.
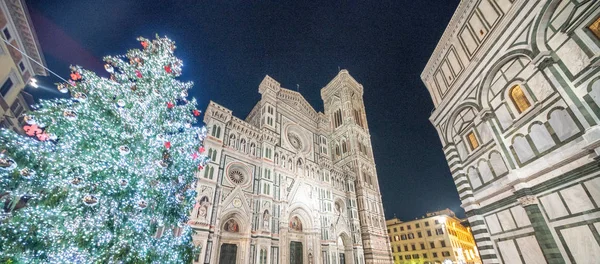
[1,38,69,83]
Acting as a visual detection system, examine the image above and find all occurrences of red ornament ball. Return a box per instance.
[167,102,174,109]
[135,70,142,78]
[193,109,201,117]
[141,41,149,49]
[164,65,172,74]
[70,72,81,81]
[165,141,171,149]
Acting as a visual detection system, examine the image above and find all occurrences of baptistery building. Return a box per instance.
[190,70,392,264]
[422,0,600,263]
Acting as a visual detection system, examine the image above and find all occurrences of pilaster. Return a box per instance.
[516,193,566,264]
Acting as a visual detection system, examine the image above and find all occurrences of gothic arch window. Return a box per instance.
[341,140,348,153]
[203,165,214,180]
[211,124,218,137]
[335,144,341,157]
[259,248,267,264]
[274,153,279,165]
[333,109,343,128]
[289,216,303,231]
[288,158,293,170]
[509,85,531,113]
[224,219,239,233]
[240,138,247,153]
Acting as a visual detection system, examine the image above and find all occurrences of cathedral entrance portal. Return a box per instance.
[219,243,237,264]
[290,241,303,264]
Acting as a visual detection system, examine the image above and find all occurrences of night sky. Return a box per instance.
[25,0,461,220]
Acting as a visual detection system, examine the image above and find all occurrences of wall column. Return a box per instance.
[516,195,566,264]
[465,210,500,264]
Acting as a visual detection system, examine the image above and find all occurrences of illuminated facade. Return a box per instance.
[422,0,600,263]
[0,0,47,133]
[190,71,393,264]
[386,209,480,264]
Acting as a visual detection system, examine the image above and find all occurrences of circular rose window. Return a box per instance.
[287,132,303,150]
[228,169,245,184]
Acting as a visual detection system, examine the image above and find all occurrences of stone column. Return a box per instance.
[517,195,566,264]
[465,210,499,264]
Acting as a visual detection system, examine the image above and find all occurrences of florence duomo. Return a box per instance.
[3,0,600,264]
[193,71,392,264]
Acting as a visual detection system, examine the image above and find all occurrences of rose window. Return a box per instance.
[228,169,245,184]
[288,133,303,150]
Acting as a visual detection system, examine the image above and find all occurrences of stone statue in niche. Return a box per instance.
[263,210,270,230]
[224,219,239,233]
[194,196,210,220]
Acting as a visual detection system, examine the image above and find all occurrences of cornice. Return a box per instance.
[421,0,474,81]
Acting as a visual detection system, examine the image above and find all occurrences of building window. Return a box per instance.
[408,233,414,239]
[404,245,408,251]
[430,242,435,248]
[397,246,401,252]
[423,253,427,259]
[434,220,439,225]
[401,234,407,240]
[203,166,214,180]
[407,225,411,230]
[442,251,451,257]
[417,232,422,238]
[333,109,343,128]
[425,221,429,227]
[440,241,446,247]
[509,85,531,113]
[2,28,11,40]
[393,228,397,232]
[427,230,432,237]
[412,254,419,259]
[394,235,399,241]
[411,244,416,251]
[420,243,425,250]
[467,131,479,150]
[436,228,444,235]
[415,223,420,228]
[433,252,438,258]
[400,226,404,231]
[18,62,26,73]
[406,255,411,260]
[1,77,13,97]
[589,16,600,40]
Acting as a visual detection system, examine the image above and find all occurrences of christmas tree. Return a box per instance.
[0,36,208,263]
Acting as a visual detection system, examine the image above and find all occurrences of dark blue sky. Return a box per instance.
[25,0,461,220]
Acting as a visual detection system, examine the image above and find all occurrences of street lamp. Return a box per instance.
[29,78,38,88]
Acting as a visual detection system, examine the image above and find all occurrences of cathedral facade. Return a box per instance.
[190,70,393,264]
[422,1,600,263]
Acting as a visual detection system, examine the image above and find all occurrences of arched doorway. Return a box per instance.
[219,219,240,264]
[337,236,346,264]
[336,232,355,264]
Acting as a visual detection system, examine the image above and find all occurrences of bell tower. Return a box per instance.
[321,70,392,264]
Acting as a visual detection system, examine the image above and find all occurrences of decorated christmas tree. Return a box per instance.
[0,36,209,263]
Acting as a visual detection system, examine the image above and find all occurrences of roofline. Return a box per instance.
[420,0,471,81]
